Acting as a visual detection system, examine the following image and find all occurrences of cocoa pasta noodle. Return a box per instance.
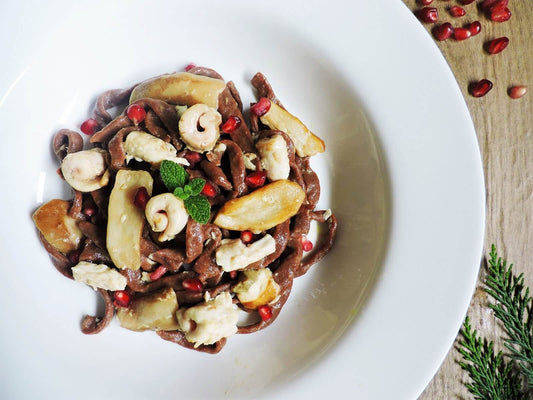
[34,66,337,354]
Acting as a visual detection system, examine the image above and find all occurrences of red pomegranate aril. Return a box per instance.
[469,79,493,97]
[419,0,433,5]
[80,118,99,135]
[415,7,439,23]
[489,5,511,22]
[449,6,466,17]
[82,204,97,217]
[432,23,454,41]
[468,21,482,36]
[240,230,254,244]
[220,116,242,133]
[126,104,147,125]
[201,181,217,197]
[250,97,271,117]
[258,305,273,322]
[486,36,509,54]
[229,270,238,279]
[460,0,476,4]
[184,63,196,71]
[245,171,267,188]
[454,27,471,41]
[481,0,508,12]
[149,265,168,281]
[133,187,150,209]
[183,150,202,166]
[301,235,314,252]
[113,290,131,308]
[508,85,528,99]
[182,278,204,292]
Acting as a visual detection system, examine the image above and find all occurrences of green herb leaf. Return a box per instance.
[184,195,211,224]
[160,160,188,191]
[188,178,206,196]
[174,187,188,200]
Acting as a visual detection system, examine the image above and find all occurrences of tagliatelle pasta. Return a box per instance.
[32,65,337,353]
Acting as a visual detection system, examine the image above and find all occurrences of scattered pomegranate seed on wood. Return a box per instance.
[133,187,150,209]
[469,79,493,97]
[419,0,434,5]
[126,104,146,125]
[460,0,476,4]
[182,278,204,292]
[454,27,472,41]
[220,116,242,133]
[450,6,466,17]
[468,21,482,36]
[113,290,131,308]
[481,0,508,12]
[433,23,454,41]
[80,118,99,135]
[508,85,528,99]
[486,36,510,54]
[258,305,273,321]
[489,4,511,21]
[416,7,439,23]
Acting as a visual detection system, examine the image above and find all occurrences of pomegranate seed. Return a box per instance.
[489,5,511,22]
[240,230,254,244]
[80,118,99,135]
[220,116,242,133]
[449,6,466,17]
[149,265,168,281]
[453,27,471,41]
[82,204,97,217]
[182,278,204,292]
[301,235,314,252]
[113,290,131,308]
[468,21,482,36]
[469,79,493,97]
[183,150,202,166]
[258,305,273,321]
[229,270,238,279]
[481,0,508,12]
[200,181,217,197]
[419,0,433,4]
[245,171,267,188]
[508,85,528,99]
[133,187,150,209]
[184,63,196,71]
[460,0,476,4]
[486,37,509,54]
[126,104,146,125]
[67,250,81,265]
[250,97,271,117]
[415,7,439,23]
[433,23,454,41]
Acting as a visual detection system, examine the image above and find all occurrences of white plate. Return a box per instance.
[0,1,484,399]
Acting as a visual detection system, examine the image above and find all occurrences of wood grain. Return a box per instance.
[401,1,533,398]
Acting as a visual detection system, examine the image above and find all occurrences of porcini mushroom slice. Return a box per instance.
[32,199,83,254]
[259,100,325,157]
[213,180,305,233]
[107,170,153,270]
[129,72,226,109]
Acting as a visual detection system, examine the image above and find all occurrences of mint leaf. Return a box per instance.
[174,187,188,200]
[188,178,205,196]
[160,160,188,191]
[184,195,211,224]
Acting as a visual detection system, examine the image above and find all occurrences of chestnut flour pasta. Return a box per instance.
[33,66,337,353]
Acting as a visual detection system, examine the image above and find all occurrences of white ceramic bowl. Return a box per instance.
[0,1,484,399]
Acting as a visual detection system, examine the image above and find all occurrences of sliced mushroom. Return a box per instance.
[178,104,222,153]
[123,130,188,168]
[60,148,110,192]
[145,193,188,242]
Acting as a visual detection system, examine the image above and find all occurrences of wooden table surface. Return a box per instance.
[400,1,533,398]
